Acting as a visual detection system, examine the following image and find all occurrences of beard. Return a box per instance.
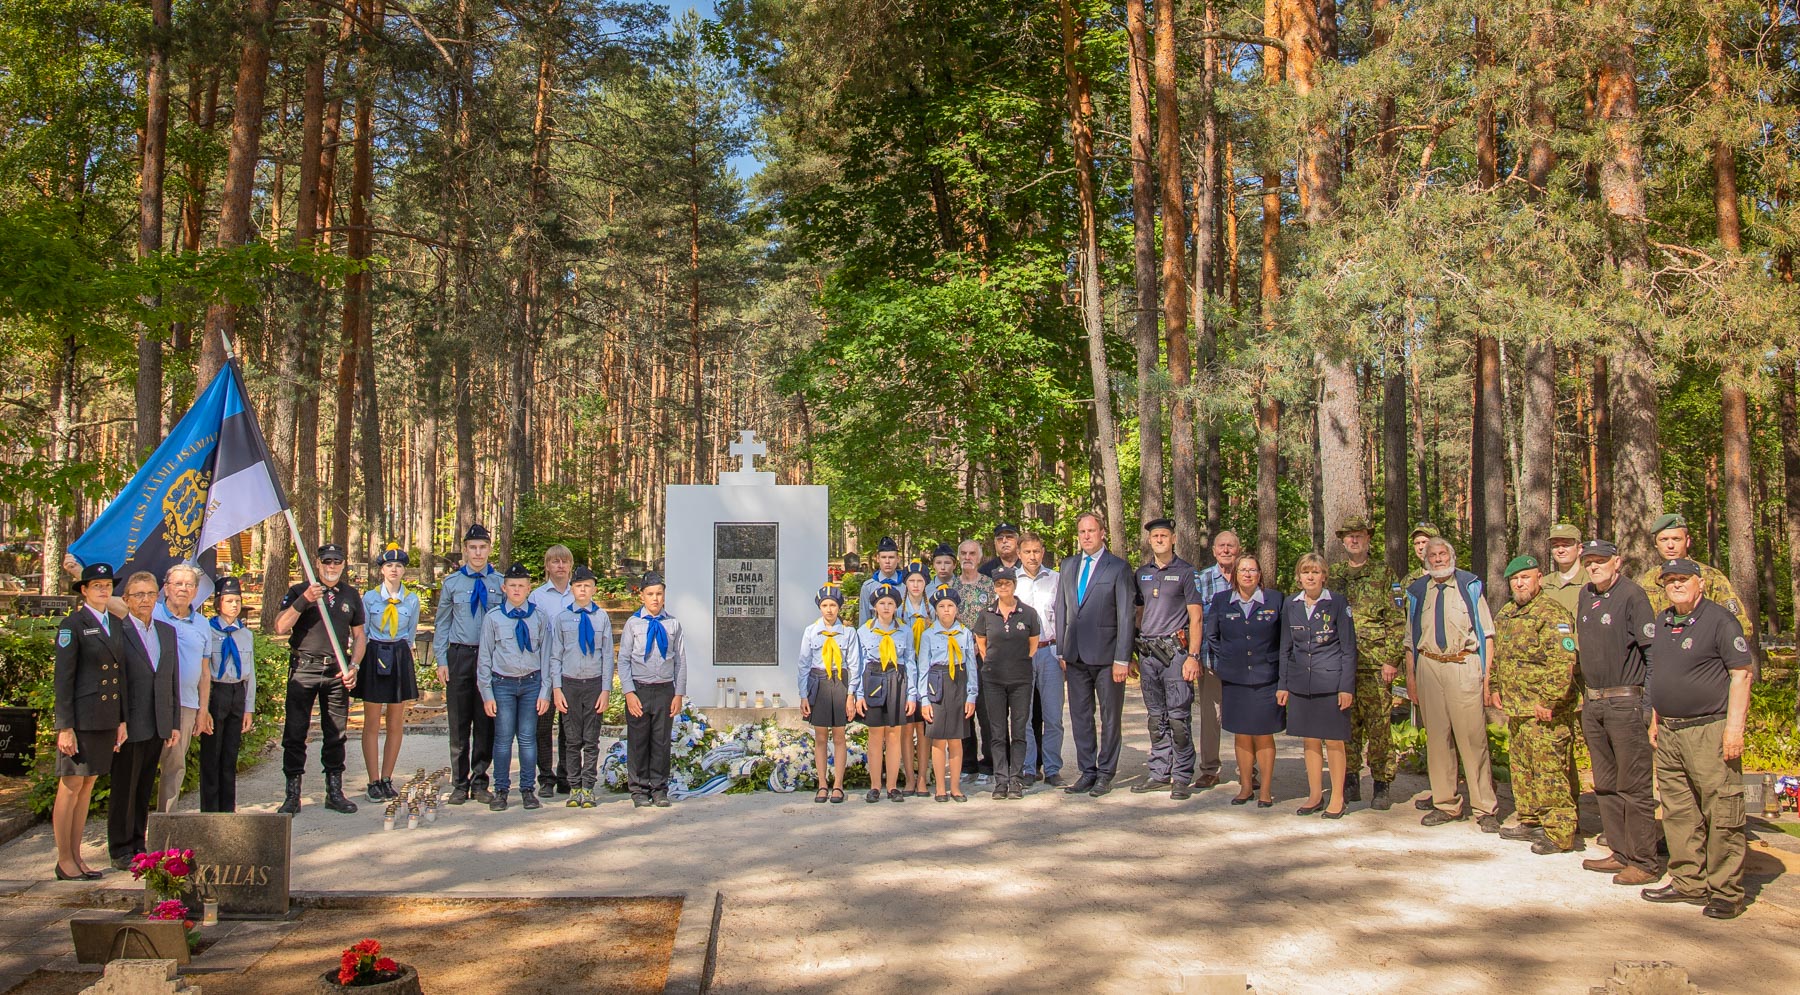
[1427,565,1456,580]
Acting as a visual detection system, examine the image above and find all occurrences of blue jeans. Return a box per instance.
[489,673,542,792]
[1024,645,1065,777]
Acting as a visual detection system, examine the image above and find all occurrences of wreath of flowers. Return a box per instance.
[601,706,872,796]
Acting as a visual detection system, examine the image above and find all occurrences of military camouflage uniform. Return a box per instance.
[1639,561,1750,637]
[1329,558,1404,783]
[1493,593,1580,849]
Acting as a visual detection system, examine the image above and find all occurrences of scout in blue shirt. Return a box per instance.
[609,572,686,807]
[897,564,934,796]
[436,523,502,804]
[920,586,979,802]
[530,545,577,797]
[477,563,552,812]
[857,536,908,626]
[1278,553,1358,818]
[549,565,613,808]
[799,585,860,804]
[856,583,915,802]
[359,544,420,805]
[196,576,255,813]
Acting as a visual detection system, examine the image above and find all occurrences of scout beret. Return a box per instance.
[503,562,532,581]
[1580,539,1619,559]
[377,542,409,566]
[640,570,665,590]
[1143,518,1176,534]
[1548,523,1582,542]
[214,575,242,597]
[1409,523,1441,540]
[1650,513,1688,536]
[815,585,844,606]
[931,584,961,606]
[872,583,902,605]
[1503,555,1540,578]
[316,543,346,562]
[1336,515,1372,537]
[991,566,1018,583]
[1656,558,1702,580]
[931,543,956,560]
[904,562,928,578]
[876,535,900,553]
[73,562,115,591]
[463,523,492,542]
[994,522,1020,537]
[571,565,597,584]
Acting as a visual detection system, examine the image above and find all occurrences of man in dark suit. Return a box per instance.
[1053,512,1136,796]
[110,571,180,869]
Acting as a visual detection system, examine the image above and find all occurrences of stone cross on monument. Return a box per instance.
[721,429,774,484]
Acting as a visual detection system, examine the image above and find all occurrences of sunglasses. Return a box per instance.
[319,558,345,565]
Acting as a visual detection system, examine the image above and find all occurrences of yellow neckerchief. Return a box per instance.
[907,604,930,654]
[941,625,965,680]
[379,583,406,638]
[869,622,899,670]
[819,625,845,680]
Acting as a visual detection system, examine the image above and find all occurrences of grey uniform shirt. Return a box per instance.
[549,605,615,686]
[476,603,553,704]
[609,612,687,696]
[435,565,504,667]
[1135,555,1203,639]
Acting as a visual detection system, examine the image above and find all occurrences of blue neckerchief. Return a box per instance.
[574,604,601,656]
[637,607,669,659]
[461,565,493,616]
[872,572,903,588]
[502,601,536,651]
[209,616,245,680]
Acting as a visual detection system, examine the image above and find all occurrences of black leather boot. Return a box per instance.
[1371,780,1392,811]
[323,772,358,813]
[277,775,302,815]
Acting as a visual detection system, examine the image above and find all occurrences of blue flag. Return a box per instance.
[69,359,288,584]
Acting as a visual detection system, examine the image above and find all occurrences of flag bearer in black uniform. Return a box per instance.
[273,543,366,815]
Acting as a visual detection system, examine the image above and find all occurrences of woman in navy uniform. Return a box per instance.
[359,543,420,802]
[1279,553,1357,818]
[52,562,126,880]
[1202,554,1284,807]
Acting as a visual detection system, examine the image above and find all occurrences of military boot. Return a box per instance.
[276,775,302,815]
[1370,780,1392,811]
[1342,777,1362,803]
[323,773,359,814]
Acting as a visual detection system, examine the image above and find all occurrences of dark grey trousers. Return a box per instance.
[1064,659,1125,778]
[560,676,606,790]
[1581,692,1660,873]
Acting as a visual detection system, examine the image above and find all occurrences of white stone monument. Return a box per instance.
[664,431,828,707]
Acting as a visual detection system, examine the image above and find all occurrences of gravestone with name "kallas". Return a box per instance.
[148,812,291,918]
[665,430,828,702]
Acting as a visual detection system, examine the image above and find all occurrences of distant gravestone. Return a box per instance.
[0,706,36,776]
[147,812,290,918]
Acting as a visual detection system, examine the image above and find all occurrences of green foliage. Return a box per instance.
[1745,676,1800,772]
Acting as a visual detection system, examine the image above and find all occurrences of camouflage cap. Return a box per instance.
[1409,522,1441,540]
[1547,523,1582,543]
[1504,555,1540,579]
[1335,515,1373,537]
[1650,512,1688,536]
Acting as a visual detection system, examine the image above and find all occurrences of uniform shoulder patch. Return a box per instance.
[1642,623,1654,639]
[1734,636,1748,653]
[1556,623,1572,633]
[1560,637,1575,652]
[57,628,72,648]
[1726,599,1741,614]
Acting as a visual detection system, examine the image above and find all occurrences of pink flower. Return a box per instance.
[148,899,189,921]
[163,857,190,878]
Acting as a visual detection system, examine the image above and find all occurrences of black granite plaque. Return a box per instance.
[148,812,290,918]
[715,523,778,665]
[0,707,36,776]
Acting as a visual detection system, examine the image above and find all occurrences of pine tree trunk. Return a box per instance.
[332,3,377,548]
[42,339,77,595]
[1781,355,1800,640]
[1125,0,1162,529]
[1058,0,1126,552]
[1255,0,1284,571]
[134,0,171,455]
[1155,0,1194,559]
[1193,0,1223,548]
[1515,12,1558,559]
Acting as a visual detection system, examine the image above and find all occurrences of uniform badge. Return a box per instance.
[1734,636,1748,653]
[1727,599,1740,614]
[1556,623,1572,633]
[1561,637,1575,652]
[1682,637,1693,650]
[1642,623,1653,638]
[1600,613,1611,626]
[57,629,72,648]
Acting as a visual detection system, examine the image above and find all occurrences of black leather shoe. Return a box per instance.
[1295,798,1327,816]
[520,789,541,810]
[1498,823,1543,842]
[1065,775,1097,794]
[1171,786,1192,800]
[1130,780,1173,794]
[1414,795,1435,811]
[991,785,1007,800]
[652,791,671,807]
[538,779,557,798]
[1476,815,1503,834]
[1531,838,1573,855]
[1088,777,1113,797]
[277,775,303,815]
[1008,782,1025,800]
[1702,898,1743,920]
[1420,808,1466,827]
[110,856,134,871]
[632,794,651,808]
[1371,781,1392,810]
[1640,885,1708,905]
[1043,773,1063,788]
[489,790,509,812]
[473,785,495,805]
[449,786,469,805]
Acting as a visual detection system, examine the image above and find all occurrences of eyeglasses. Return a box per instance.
[125,590,158,599]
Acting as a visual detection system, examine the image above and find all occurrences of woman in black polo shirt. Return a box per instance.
[974,567,1040,800]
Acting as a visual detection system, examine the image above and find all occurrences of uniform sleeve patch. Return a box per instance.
[1727,600,1741,614]
[57,629,72,648]
[1642,623,1654,638]
[1734,636,1748,653]
[1561,637,1575,652]
[1556,624,1572,633]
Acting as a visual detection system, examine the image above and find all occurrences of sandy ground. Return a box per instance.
[4,696,1798,995]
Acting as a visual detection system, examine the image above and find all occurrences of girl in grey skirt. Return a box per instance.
[798,585,860,804]
[855,583,915,802]
[919,585,979,802]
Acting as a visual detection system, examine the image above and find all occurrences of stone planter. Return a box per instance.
[315,964,423,995]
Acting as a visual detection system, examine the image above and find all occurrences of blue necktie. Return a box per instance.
[640,610,669,659]
[575,605,599,656]
[1077,555,1093,603]
[504,603,535,652]
[463,567,490,616]
[210,618,243,680]
[1433,582,1449,650]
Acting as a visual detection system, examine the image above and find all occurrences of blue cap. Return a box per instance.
[931,584,961,606]
[816,584,844,606]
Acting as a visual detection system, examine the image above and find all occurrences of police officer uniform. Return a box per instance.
[1131,519,1204,794]
[1643,559,1753,919]
[53,563,125,780]
[276,543,364,816]
[435,524,503,803]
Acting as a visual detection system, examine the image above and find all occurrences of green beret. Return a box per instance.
[1504,555,1540,579]
[1650,512,1688,535]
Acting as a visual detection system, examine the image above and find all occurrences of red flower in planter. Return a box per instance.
[336,938,400,986]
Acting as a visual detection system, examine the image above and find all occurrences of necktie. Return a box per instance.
[1433,582,1449,651]
[210,618,243,680]
[503,603,535,652]
[463,567,490,616]
[872,626,899,670]
[382,592,403,639]
[575,605,599,656]
[1077,555,1093,603]
[910,613,929,654]
[944,628,964,680]
[641,610,670,660]
[820,629,844,680]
